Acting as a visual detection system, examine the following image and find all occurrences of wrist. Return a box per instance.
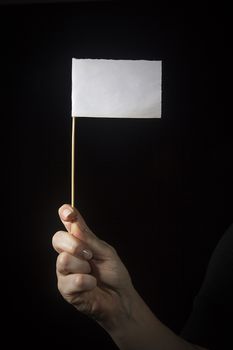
[107,288,159,350]
[97,284,137,333]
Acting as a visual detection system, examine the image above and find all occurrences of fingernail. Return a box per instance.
[82,249,93,260]
[63,208,72,218]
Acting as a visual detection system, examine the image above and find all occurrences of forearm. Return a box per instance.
[109,289,206,350]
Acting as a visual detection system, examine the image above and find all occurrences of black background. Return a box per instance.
[1,1,232,348]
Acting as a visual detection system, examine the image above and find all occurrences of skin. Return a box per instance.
[52,204,207,350]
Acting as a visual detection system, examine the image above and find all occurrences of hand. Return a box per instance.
[52,204,135,331]
[52,205,208,350]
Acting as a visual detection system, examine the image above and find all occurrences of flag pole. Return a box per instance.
[71,116,76,208]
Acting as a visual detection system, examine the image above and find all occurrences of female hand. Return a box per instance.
[52,204,135,331]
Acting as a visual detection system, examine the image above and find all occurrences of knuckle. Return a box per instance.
[57,252,70,274]
[69,242,79,256]
[68,239,83,256]
[57,277,75,298]
[74,274,85,289]
[52,231,64,248]
[55,230,65,238]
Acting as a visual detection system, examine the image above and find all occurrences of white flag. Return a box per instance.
[72,58,161,118]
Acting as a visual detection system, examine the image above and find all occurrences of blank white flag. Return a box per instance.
[72,58,162,118]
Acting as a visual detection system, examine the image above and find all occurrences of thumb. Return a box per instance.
[58,204,113,258]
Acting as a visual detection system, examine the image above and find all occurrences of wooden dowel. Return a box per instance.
[71,116,76,208]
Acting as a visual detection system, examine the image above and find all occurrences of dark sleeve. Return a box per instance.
[181,223,233,350]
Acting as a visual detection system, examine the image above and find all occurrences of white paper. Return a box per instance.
[72,58,161,118]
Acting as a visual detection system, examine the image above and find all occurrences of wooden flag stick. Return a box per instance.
[71,116,76,208]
